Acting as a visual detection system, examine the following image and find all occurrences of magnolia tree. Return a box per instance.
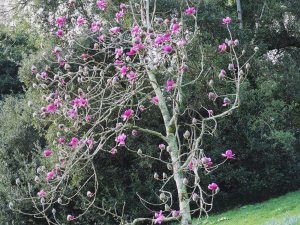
[12,0,256,224]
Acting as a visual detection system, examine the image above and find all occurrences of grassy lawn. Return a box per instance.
[186,190,300,225]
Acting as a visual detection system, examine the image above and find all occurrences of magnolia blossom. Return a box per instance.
[70,97,88,108]
[46,103,57,113]
[131,25,141,35]
[208,183,219,190]
[56,29,63,37]
[69,137,79,148]
[223,17,232,24]
[110,27,121,33]
[46,171,55,181]
[152,96,159,105]
[43,149,53,157]
[171,23,180,33]
[115,48,123,58]
[91,22,100,32]
[115,134,127,146]
[67,215,76,221]
[223,97,231,106]
[154,210,165,224]
[111,148,117,155]
[126,47,137,56]
[55,16,66,28]
[219,69,226,79]
[219,43,227,52]
[77,16,86,26]
[87,191,94,197]
[166,80,175,91]
[37,189,47,198]
[127,71,137,83]
[158,144,166,151]
[154,36,164,45]
[185,7,196,15]
[120,3,126,10]
[85,115,92,122]
[115,11,124,23]
[222,149,235,159]
[207,109,214,117]
[97,0,106,10]
[68,108,77,118]
[120,66,129,75]
[121,109,134,121]
[201,157,213,168]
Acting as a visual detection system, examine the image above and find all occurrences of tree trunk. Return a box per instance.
[236,0,243,29]
[168,134,192,225]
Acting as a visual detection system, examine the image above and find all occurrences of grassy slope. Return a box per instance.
[190,190,300,225]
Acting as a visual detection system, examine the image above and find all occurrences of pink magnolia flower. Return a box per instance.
[37,189,47,198]
[56,29,64,37]
[55,16,66,28]
[201,157,213,168]
[115,60,123,65]
[41,71,48,79]
[70,97,88,108]
[172,210,181,217]
[219,43,227,53]
[188,160,195,170]
[222,97,231,106]
[120,66,129,75]
[154,210,165,224]
[87,191,94,197]
[177,39,187,47]
[81,53,89,61]
[110,27,121,34]
[68,108,77,118]
[163,32,171,42]
[77,16,86,26]
[85,115,92,122]
[162,45,173,54]
[43,149,53,157]
[97,0,106,10]
[58,137,65,144]
[115,11,124,23]
[91,22,100,32]
[115,48,123,58]
[126,47,138,56]
[121,109,134,121]
[111,148,117,155]
[171,23,181,33]
[158,144,166,151]
[185,7,196,15]
[219,69,226,79]
[69,137,79,148]
[222,149,235,159]
[166,80,175,91]
[98,34,105,42]
[208,92,217,101]
[152,96,159,105]
[46,104,57,113]
[154,36,164,45]
[131,25,141,35]
[223,17,232,24]
[127,71,137,83]
[47,171,55,181]
[115,134,127,146]
[139,105,145,112]
[67,215,76,221]
[120,3,126,10]
[208,183,219,190]
[207,109,214,117]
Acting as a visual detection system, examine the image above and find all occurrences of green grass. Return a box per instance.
[186,190,300,225]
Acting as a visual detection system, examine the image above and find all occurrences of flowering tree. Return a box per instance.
[12,0,256,224]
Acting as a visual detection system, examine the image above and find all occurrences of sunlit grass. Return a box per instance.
[176,190,300,225]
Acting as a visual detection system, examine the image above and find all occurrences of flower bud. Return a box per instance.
[159,193,167,201]
[165,204,171,211]
[183,178,188,185]
[16,178,21,185]
[192,193,199,201]
[167,163,172,170]
[228,64,235,71]
[183,130,190,139]
[192,118,197,124]
[57,198,63,204]
[163,172,168,179]
[208,92,217,101]
[137,149,142,155]
[254,46,259,52]
[35,176,40,183]
[208,79,214,87]
[87,191,93,198]
[154,172,159,179]
[246,63,250,70]
[52,208,56,214]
